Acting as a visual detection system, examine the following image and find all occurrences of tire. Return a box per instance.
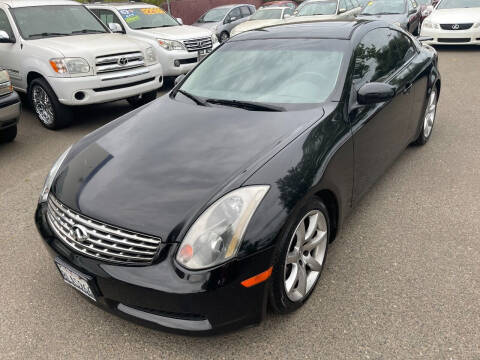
[269,197,330,314]
[28,78,73,130]
[127,90,157,107]
[413,86,438,146]
[220,31,230,43]
[0,124,17,143]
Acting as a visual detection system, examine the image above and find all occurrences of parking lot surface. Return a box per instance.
[1,47,479,359]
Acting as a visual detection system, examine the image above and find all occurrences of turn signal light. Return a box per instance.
[241,267,273,288]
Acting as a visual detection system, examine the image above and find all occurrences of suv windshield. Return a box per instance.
[118,7,179,29]
[197,8,230,23]
[361,0,406,14]
[297,2,338,16]
[251,8,284,19]
[12,5,107,40]
[437,0,480,9]
[179,39,345,109]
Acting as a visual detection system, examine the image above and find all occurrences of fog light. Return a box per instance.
[174,60,181,67]
[74,91,85,100]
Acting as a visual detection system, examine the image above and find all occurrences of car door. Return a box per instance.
[349,27,417,202]
[224,7,243,33]
[0,6,23,91]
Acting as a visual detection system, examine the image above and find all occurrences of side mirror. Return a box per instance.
[174,74,186,86]
[176,18,184,25]
[0,30,14,43]
[357,82,395,105]
[108,22,123,33]
[284,14,291,18]
[229,16,237,22]
[338,8,347,14]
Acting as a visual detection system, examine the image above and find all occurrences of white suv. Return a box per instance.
[0,0,163,129]
[87,2,219,79]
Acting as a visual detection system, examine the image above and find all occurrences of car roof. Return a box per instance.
[1,0,79,7]
[232,20,377,41]
[211,4,254,9]
[87,2,157,9]
[258,6,289,10]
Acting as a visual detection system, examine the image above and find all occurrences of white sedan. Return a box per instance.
[421,0,480,45]
[230,7,293,36]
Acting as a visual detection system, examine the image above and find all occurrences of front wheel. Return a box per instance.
[0,124,17,143]
[413,88,438,146]
[220,31,230,43]
[127,90,157,107]
[269,197,330,314]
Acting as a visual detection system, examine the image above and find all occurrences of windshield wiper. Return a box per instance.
[28,32,69,39]
[206,98,284,112]
[177,89,210,107]
[72,29,106,34]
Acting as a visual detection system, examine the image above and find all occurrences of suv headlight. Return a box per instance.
[39,146,72,204]
[176,186,270,270]
[50,58,90,75]
[474,23,480,28]
[0,70,12,94]
[157,39,185,51]
[144,46,157,63]
[211,33,219,44]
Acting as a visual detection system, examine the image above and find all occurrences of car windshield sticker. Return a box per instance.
[140,8,165,15]
[119,9,140,23]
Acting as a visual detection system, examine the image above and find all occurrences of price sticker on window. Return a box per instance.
[140,8,165,15]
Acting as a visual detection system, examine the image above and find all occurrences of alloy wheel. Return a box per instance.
[424,90,437,138]
[284,210,328,302]
[32,85,55,126]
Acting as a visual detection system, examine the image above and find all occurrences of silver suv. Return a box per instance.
[193,4,256,42]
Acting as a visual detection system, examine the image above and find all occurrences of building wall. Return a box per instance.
[166,0,264,25]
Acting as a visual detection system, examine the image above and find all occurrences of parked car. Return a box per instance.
[260,1,298,10]
[421,0,480,45]
[231,7,294,36]
[88,3,219,79]
[0,68,20,142]
[289,0,362,22]
[193,4,256,42]
[0,0,162,129]
[36,19,441,334]
[358,0,422,35]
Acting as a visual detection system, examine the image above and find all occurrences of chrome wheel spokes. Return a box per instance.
[424,90,437,138]
[33,85,54,126]
[284,210,328,302]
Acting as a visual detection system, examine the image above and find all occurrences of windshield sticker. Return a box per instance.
[140,8,165,15]
[125,15,140,23]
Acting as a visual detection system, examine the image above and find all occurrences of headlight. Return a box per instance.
[211,33,219,44]
[176,186,270,270]
[39,146,72,204]
[144,46,157,63]
[50,58,90,75]
[474,23,480,28]
[0,70,12,93]
[157,39,185,51]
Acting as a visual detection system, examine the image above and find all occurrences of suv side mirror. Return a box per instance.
[0,30,14,43]
[338,8,347,14]
[357,82,395,105]
[108,23,123,33]
[176,18,184,25]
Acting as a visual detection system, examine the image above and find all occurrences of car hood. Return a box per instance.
[192,22,220,31]
[136,25,213,40]
[51,95,324,240]
[429,8,480,23]
[232,19,284,35]
[357,14,406,24]
[30,33,148,59]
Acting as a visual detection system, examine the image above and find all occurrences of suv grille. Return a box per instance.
[95,52,145,74]
[440,23,473,30]
[46,195,162,264]
[183,37,213,52]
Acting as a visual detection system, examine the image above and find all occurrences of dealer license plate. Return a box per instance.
[55,259,96,301]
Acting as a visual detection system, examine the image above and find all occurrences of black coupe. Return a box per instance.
[36,20,441,334]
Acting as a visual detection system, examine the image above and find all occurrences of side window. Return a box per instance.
[352,0,360,8]
[390,29,417,63]
[93,9,123,29]
[0,9,14,38]
[284,8,294,16]
[240,6,251,17]
[228,7,242,21]
[338,0,347,11]
[249,6,256,14]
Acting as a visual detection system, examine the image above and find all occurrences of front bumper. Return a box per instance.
[48,63,163,106]
[35,203,273,335]
[0,91,21,129]
[157,44,218,77]
[420,26,480,45]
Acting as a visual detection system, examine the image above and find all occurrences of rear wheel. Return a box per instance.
[127,90,157,107]
[0,124,17,143]
[269,197,330,314]
[413,88,438,145]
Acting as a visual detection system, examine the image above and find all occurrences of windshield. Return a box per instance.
[415,0,431,5]
[12,5,107,39]
[437,0,480,9]
[361,0,406,14]
[297,2,338,16]
[179,39,345,108]
[197,8,230,23]
[251,9,284,19]
[118,8,178,29]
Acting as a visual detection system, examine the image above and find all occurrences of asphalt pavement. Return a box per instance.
[0,46,479,359]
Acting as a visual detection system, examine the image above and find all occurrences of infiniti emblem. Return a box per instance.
[452,24,460,30]
[118,57,129,66]
[70,224,89,242]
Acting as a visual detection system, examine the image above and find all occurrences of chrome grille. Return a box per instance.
[46,195,162,264]
[95,52,145,74]
[440,23,473,30]
[183,37,213,52]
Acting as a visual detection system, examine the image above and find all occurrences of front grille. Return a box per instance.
[440,23,473,30]
[438,38,471,43]
[183,37,212,52]
[95,52,145,74]
[47,195,162,264]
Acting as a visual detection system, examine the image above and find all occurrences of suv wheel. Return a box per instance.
[220,31,230,43]
[127,90,157,107]
[29,78,73,130]
[0,125,17,143]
